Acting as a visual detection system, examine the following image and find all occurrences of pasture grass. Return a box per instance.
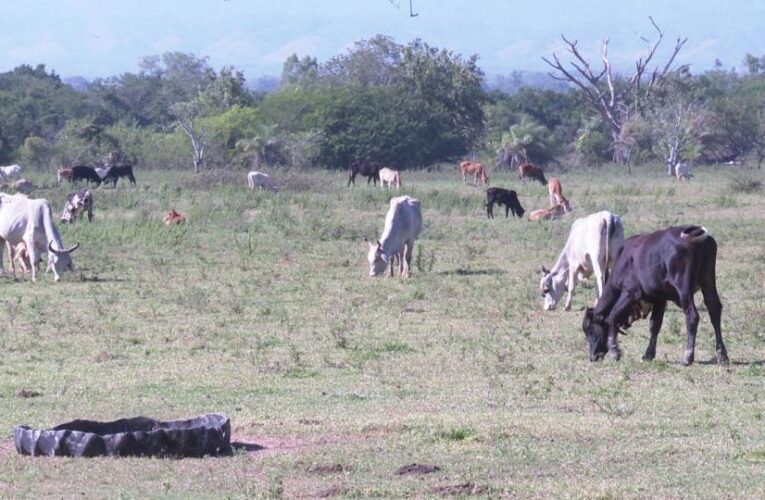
[0,163,764,498]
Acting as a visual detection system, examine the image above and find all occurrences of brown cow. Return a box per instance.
[528,204,566,221]
[163,209,186,226]
[518,163,548,185]
[548,177,572,213]
[460,161,489,185]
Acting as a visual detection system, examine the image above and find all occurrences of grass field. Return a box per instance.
[1,164,764,498]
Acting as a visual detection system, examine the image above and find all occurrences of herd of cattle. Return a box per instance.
[0,157,724,365]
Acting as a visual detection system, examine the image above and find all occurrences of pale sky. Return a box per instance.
[0,0,762,81]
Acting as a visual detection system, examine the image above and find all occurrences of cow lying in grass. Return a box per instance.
[583,225,728,366]
[163,209,186,226]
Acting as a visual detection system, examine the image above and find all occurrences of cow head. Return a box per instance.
[367,240,389,277]
[539,266,561,310]
[582,308,609,361]
[46,240,79,281]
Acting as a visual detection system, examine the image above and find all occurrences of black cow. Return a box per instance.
[103,164,137,187]
[71,166,102,185]
[582,225,728,366]
[485,187,525,218]
[348,160,382,187]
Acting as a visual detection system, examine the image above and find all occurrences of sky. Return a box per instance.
[0,0,762,82]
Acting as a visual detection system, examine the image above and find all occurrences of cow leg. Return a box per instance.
[26,240,38,283]
[486,201,493,219]
[702,283,728,364]
[0,238,6,276]
[403,242,414,278]
[348,172,355,187]
[605,293,634,360]
[680,295,700,366]
[643,301,666,361]
[592,261,606,299]
[564,272,578,311]
[505,204,511,218]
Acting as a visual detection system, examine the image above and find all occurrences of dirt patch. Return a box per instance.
[431,482,487,496]
[394,463,441,475]
[314,485,345,498]
[17,389,41,398]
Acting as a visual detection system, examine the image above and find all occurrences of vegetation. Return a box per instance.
[0,166,763,497]
[1,38,764,172]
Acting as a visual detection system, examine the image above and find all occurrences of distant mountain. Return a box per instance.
[484,71,571,94]
[63,76,90,92]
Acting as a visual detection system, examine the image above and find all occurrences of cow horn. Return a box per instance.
[48,240,59,254]
[66,243,80,253]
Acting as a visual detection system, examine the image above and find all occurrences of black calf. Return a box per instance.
[485,187,525,218]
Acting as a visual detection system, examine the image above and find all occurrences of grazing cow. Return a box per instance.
[528,204,566,222]
[0,164,22,178]
[247,171,278,192]
[60,189,93,224]
[485,187,525,219]
[367,195,422,278]
[57,167,73,184]
[459,160,489,185]
[71,166,102,185]
[163,209,186,226]
[548,177,572,213]
[675,160,693,182]
[102,164,137,187]
[539,211,624,311]
[518,163,548,185]
[0,193,79,282]
[379,167,401,189]
[348,160,382,187]
[582,225,728,366]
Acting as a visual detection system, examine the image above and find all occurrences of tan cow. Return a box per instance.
[163,209,186,226]
[379,167,401,189]
[528,204,566,221]
[548,177,572,213]
[459,161,489,185]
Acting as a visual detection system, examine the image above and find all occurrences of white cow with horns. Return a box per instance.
[0,193,79,282]
[539,210,624,310]
[367,195,422,278]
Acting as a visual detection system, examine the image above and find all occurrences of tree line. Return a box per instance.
[0,34,763,173]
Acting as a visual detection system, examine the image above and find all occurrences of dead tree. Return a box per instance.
[542,17,686,164]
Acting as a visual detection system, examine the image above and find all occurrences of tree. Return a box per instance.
[170,99,208,173]
[281,54,318,88]
[543,18,686,164]
[648,91,707,175]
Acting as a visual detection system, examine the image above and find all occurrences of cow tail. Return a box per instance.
[603,215,613,285]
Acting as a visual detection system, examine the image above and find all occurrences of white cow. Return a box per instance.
[0,164,22,178]
[539,210,624,310]
[94,167,110,180]
[675,161,693,182]
[379,167,401,189]
[367,195,422,278]
[247,171,278,192]
[0,193,79,282]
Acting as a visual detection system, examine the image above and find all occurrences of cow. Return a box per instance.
[70,166,102,185]
[0,164,22,178]
[379,167,401,189]
[348,160,382,187]
[102,164,137,187]
[459,160,489,185]
[367,195,422,278]
[94,167,109,180]
[247,171,278,192]
[548,177,572,213]
[539,211,624,311]
[10,179,34,194]
[528,204,566,222]
[60,189,93,224]
[163,209,186,226]
[0,193,79,282]
[582,225,728,366]
[57,167,73,184]
[675,160,693,182]
[485,187,524,219]
[518,163,548,185]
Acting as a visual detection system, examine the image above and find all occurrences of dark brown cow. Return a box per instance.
[582,225,728,366]
[485,187,524,218]
[518,163,547,185]
[348,160,382,187]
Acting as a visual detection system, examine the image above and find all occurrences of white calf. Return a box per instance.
[247,171,278,192]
